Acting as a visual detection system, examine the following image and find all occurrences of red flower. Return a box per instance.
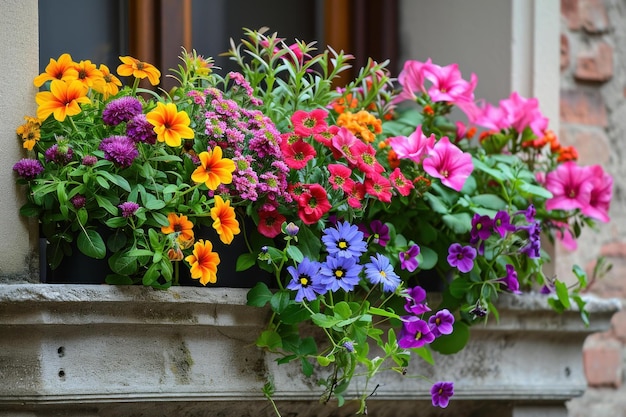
[328,163,353,192]
[282,139,316,169]
[313,124,339,147]
[291,109,328,137]
[365,173,393,203]
[258,209,287,238]
[347,182,366,209]
[355,143,384,175]
[389,167,414,196]
[297,184,331,225]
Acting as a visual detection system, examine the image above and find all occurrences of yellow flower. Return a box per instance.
[35,80,91,122]
[161,213,195,243]
[210,195,240,245]
[16,116,41,151]
[146,102,194,147]
[191,146,235,190]
[185,239,220,285]
[74,59,104,90]
[117,56,161,86]
[33,53,78,87]
[92,64,122,99]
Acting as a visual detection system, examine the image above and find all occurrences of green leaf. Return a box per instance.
[369,306,400,320]
[449,277,472,298]
[77,229,106,259]
[285,245,304,263]
[108,251,138,275]
[334,301,352,319]
[300,358,314,377]
[94,194,119,216]
[270,290,291,313]
[316,355,332,366]
[256,330,283,350]
[554,279,571,309]
[518,182,553,199]
[471,194,507,210]
[411,346,435,365]
[311,313,341,328]
[442,212,472,234]
[77,207,88,226]
[236,252,257,272]
[104,217,128,228]
[142,263,160,286]
[98,171,131,192]
[572,264,588,289]
[424,193,449,214]
[429,321,470,354]
[279,303,311,325]
[246,282,273,307]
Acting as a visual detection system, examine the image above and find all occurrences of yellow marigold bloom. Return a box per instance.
[210,195,240,245]
[161,213,195,243]
[33,53,78,87]
[191,146,235,190]
[92,64,122,99]
[74,59,103,90]
[146,102,194,147]
[185,239,220,285]
[35,80,91,122]
[337,110,382,143]
[16,116,41,151]
[117,56,161,86]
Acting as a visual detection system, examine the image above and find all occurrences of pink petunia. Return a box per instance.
[331,127,361,166]
[392,59,432,104]
[582,165,613,223]
[423,62,478,107]
[544,162,594,213]
[422,137,473,192]
[388,125,435,164]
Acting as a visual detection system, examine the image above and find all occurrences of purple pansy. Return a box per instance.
[497,264,521,294]
[322,221,367,259]
[470,213,493,241]
[493,210,515,238]
[447,243,477,273]
[364,253,401,293]
[431,381,454,408]
[428,309,455,337]
[399,244,421,272]
[286,257,325,302]
[398,316,435,349]
[404,285,431,315]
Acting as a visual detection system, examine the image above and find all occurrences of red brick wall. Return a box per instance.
[562,0,626,415]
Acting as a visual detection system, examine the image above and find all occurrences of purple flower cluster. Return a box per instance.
[45,144,73,165]
[102,96,143,126]
[13,158,43,180]
[126,114,157,144]
[70,194,86,209]
[99,135,139,168]
[118,201,140,218]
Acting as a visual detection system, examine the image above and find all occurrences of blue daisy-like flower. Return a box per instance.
[319,255,362,292]
[286,257,325,302]
[321,221,367,259]
[364,253,401,293]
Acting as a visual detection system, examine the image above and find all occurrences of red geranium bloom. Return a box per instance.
[258,209,287,238]
[365,173,393,203]
[282,139,316,169]
[298,184,331,225]
[328,163,353,192]
[291,108,328,137]
[389,167,414,196]
[347,181,366,209]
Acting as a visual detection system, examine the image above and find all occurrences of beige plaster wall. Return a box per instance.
[0,0,39,282]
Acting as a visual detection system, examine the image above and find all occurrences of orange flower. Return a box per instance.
[185,239,220,285]
[92,64,122,99]
[35,80,90,122]
[33,53,78,87]
[161,213,195,243]
[191,146,235,190]
[74,59,103,90]
[146,102,194,147]
[16,116,41,151]
[556,145,579,163]
[210,195,240,244]
[336,110,382,143]
[117,56,161,86]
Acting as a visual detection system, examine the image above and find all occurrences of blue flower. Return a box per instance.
[286,257,325,302]
[322,221,367,259]
[319,255,362,292]
[364,253,400,293]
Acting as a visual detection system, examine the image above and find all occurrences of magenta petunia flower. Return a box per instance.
[423,62,478,106]
[404,285,431,315]
[399,244,421,272]
[544,161,594,213]
[582,164,612,223]
[392,58,431,104]
[398,316,435,349]
[423,137,473,192]
[447,243,477,273]
[431,381,454,408]
[388,125,435,164]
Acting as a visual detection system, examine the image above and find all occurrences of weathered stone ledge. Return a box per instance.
[0,284,620,417]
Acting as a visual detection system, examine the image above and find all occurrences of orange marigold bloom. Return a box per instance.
[387,149,400,170]
[74,60,103,90]
[423,104,435,116]
[34,53,78,87]
[336,110,382,143]
[161,213,195,243]
[185,239,220,285]
[35,79,91,122]
[191,146,235,190]
[16,116,41,151]
[146,102,194,147]
[556,145,579,163]
[92,64,122,98]
[210,195,240,244]
[117,56,161,86]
